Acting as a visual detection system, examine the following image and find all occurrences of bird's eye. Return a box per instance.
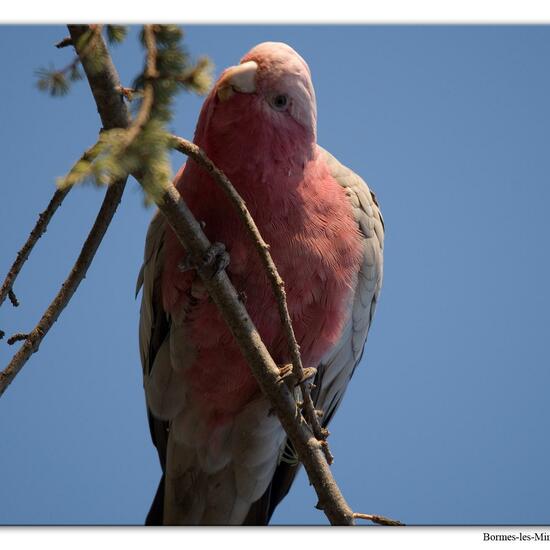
[271,94,289,111]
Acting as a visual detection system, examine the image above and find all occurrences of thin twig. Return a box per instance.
[353,513,404,526]
[0,188,70,309]
[170,135,333,463]
[55,37,73,49]
[121,25,157,147]
[6,333,29,346]
[8,290,19,307]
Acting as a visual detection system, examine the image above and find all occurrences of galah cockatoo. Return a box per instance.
[137,42,384,525]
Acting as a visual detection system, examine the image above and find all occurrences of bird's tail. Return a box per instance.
[160,397,287,525]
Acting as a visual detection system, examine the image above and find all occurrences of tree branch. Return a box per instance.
[57,25,102,78]
[0,135,116,312]
[68,25,130,129]
[0,188,70,309]
[0,25,131,397]
[120,25,156,148]
[0,179,126,397]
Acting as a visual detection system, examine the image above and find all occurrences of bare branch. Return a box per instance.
[0,25,131,396]
[169,135,333,462]
[2,143,108,310]
[0,188,70,309]
[0,178,126,397]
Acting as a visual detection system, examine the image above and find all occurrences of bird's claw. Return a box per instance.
[178,242,230,279]
[202,242,230,278]
[278,363,294,381]
[277,364,317,389]
[299,367,317,385]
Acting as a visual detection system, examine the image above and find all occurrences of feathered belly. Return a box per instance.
[169,235,356,422]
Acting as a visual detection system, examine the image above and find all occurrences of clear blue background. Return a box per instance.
[1,25,549,525]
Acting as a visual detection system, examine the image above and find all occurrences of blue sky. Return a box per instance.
[1,25,549,525]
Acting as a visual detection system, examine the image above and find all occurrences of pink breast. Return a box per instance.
[161,152,363,419]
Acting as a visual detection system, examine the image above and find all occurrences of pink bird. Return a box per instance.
[137,42,384,525]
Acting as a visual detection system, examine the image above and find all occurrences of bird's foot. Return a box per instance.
[178,242,230,279]
[300,367,317,385]
[277,363,317,389]
[269,365,318,417]
[277,363,294,384]
[201,242,230,278]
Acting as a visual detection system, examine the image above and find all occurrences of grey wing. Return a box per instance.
[138,209,167,376]
[137,210,172,524]
[139,209,194,421]
[243,148,384,524]
[312,146,384,426]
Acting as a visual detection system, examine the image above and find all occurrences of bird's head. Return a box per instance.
[194,42,317,169]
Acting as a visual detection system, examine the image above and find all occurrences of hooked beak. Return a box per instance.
[216,60,258,102]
